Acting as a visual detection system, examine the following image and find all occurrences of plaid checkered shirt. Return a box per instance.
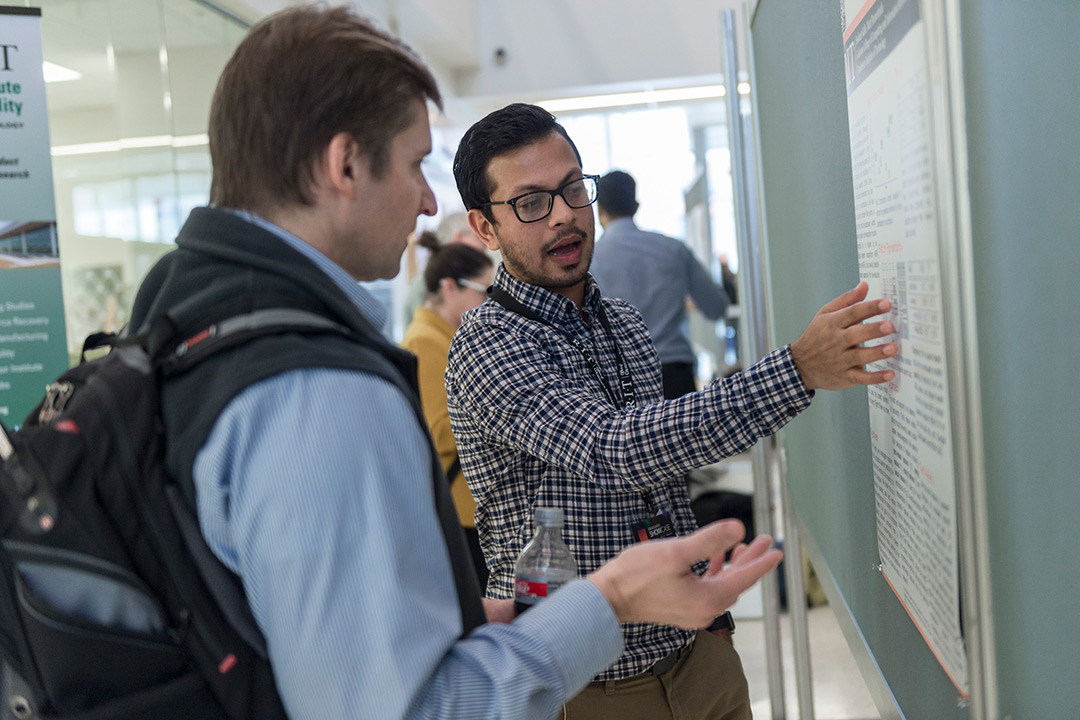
[446,264,812,681]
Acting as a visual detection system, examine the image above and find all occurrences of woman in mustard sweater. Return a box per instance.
[400,232,494,587]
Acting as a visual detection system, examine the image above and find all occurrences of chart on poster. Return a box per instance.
[841,0,967,694]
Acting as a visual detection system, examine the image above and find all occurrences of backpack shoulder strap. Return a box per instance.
[158,308,351,372]
[149,308,357,663]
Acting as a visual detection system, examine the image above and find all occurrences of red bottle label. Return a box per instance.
[515,579,548,599]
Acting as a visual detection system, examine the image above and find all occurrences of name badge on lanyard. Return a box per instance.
[631,512,677,543]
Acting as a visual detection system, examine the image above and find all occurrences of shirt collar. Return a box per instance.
[492,263,604,326]
[603,216,637,234]
[223,208,388,330]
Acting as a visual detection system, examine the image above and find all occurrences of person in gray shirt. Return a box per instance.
[592,170,734,398]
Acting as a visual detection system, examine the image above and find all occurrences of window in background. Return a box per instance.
[383,123,467,342]
[36,0,246,359]
[559,106,698,243]
[556,101,744,377]
[706,142,739,274]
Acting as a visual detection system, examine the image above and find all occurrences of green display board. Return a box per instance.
[961,1,1080,717]
[0,267,69,426]
[751,0,1080,717]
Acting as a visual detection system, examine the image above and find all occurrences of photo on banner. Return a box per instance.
[0,6,69,426]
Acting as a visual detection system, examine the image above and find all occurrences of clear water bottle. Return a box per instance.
[513,507,578,615]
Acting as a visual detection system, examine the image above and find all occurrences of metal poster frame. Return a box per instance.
[921,0,996,716]
[724,7,819,719]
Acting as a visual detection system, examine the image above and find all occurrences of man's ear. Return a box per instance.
[467,208,500,252]
[320,132,364,199]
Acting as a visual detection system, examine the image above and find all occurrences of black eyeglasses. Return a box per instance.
[480,175,600,223]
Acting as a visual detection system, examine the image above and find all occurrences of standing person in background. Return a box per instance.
[592,171,749,540]
[591,170,734,399]
[404,212,490,324]
[401,233,495,588]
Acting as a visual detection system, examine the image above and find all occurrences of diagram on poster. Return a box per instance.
[842,0,967,694]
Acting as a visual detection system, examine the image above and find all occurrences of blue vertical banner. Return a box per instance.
[0,7,69,426]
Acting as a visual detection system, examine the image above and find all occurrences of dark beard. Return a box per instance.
[500,241,592,290]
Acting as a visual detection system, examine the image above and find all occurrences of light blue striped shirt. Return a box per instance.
[193,211,622,719]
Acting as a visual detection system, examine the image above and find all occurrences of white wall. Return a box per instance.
[232,0,748,123]
[453,0,746,101]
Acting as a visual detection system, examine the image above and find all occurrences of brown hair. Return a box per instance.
[208,5,441,213]
[418,231,492,295]
[454,103,582,223]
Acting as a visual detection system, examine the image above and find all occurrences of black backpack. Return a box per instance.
[0,309,348,719]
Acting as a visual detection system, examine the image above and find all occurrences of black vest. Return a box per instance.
[129,207,486,637]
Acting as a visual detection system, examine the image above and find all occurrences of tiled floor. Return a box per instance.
[737,606,880,720]
[690,455,880,719]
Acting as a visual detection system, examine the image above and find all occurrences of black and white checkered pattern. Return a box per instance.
[446,265,812,680]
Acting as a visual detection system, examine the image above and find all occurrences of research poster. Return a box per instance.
[841,0,967,694]
[0,7,69,426]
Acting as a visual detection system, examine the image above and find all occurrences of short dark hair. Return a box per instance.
[453,103,582,223]
[597,170,639,218]
[209,5,441,213]
[417,231,493,294]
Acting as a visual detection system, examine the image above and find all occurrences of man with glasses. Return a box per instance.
[447,103,898,719]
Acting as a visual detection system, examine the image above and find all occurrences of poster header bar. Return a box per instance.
[0,8,41,18]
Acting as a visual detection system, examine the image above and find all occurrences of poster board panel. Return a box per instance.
[750,0,966,717]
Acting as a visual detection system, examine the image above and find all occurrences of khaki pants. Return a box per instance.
[562,631,751,720]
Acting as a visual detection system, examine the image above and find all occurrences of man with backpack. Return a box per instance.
[110,5,785,719]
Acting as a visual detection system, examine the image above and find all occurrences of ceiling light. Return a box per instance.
[51,133,209,156]
[538,84,728,113]
[171,133,209,148]
[737,82,751,95]
[42,61,81,83]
